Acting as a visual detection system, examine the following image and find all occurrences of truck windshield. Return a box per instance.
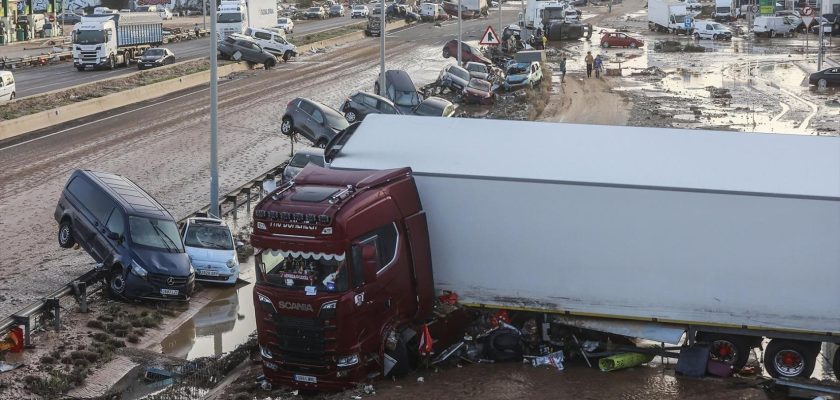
[263,252,349,292]
[716,7,731,13]
[129,216,185,252]
[74,30,106,44]
[218,12,243,23]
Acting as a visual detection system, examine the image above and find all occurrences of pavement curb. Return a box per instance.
[0,62,248,142]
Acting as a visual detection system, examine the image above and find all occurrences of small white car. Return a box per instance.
[684,0,702,10]
[0,71,15,103]
[159,7,173,20]
[351,5,370,18]
[182,217,239,285]
[276,17,294,33]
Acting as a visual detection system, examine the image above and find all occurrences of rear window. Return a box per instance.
[450,66,470,81]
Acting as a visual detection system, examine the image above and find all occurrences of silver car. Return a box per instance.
[283,149,327,182]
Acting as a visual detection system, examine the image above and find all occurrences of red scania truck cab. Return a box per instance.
[250,166,437,390]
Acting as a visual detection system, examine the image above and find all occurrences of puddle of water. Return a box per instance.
[160,253,257,361]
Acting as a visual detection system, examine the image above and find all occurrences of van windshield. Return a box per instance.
[129,216,184,252]
[218,12,243,23]
[74,30,106,44]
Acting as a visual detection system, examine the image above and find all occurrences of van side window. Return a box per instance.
[106,208,125,236]
[67,176,114,222]
[254,31,271,40]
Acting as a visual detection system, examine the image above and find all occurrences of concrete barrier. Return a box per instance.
[0,62,248,142]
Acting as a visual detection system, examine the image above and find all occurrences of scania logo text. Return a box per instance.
[277,301,314,312]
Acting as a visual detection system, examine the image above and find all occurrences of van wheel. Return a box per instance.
[264,58,276,69]
[9,92,14,101]
[712,34,718,40]
[763,339,819,378]
[58,220,76,248]
[768,30,775,38]
[694,32,700,39]
[283,51,292,62]
[106,267,128,300]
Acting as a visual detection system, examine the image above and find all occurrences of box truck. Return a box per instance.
[72,12,163,71]
[648,0,691,33]
[217,0,278,40]
[251,115,840,390]
[713,0,737,21]
[442,0,488,19]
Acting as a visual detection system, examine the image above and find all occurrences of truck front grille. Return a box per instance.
[80,51,97,61]
[274,315,329,366]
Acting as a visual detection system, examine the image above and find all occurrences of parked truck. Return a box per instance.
[523,0,562,29]
[713,0,737,22]
[442,0,488,19]
[72,12,163,71]
[542,4,592,40]
[217,0,278,40]
[648,0,691,33]
[251,115,840,390]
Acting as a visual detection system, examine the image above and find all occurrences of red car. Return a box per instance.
[462,78,494,105]
[600,32,644,48]
[442,39,493,66]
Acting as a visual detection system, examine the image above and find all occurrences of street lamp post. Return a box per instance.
[209,0,219,217]
[457,0,462,65]
[379,0,385,94]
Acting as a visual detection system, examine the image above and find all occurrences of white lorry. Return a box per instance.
[713,0,736,21]
[72,12,163,71]
[648,0,691,33]
[442,0,488,19]
[217,0,278,40]
[523,0,563,29]
[326,114,840,380]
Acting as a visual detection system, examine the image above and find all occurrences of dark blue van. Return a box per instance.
[54,170,194,301]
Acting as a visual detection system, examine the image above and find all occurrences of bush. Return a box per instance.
[127,334,140,344]
[87,320,105,330]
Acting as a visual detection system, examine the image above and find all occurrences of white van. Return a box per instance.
[693,19,732,40]
[753,16,795,37]
[0,71,16,103]
[420,2,439,21]
[244,27,297,61]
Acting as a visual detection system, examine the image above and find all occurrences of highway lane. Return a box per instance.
[0,9,518,318]
[13,14,363,99]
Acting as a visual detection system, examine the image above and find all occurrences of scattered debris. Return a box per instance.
[598,353,655,372]
[706,86,732,99]
[532,350,565,371]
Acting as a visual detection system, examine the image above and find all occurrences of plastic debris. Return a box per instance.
[598,352,654,372]
[532,350,565,371]
[363,384,375,394]
[417,377,425,383]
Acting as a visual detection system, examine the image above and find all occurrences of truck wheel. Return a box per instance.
[280,117,295,136]
[108,56,115,70]
[763,339,819,378]
[443,47,451,58]
[697,333,751,371]
[694,32,700,39]
[58,220,76,248]
[106,266,128,300]
[283,51,293,62]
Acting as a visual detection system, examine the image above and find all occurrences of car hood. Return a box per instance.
[133,247,191,275]
[185,246,237,264]
[141,55,164,61]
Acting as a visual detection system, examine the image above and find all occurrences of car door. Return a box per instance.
[616,33,629,46]
[360,94,379,117]
[310,108,328,142]
[95,206,126,265]
[296,100,317,141]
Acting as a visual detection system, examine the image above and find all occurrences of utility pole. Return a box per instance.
[209,0,219,217]
[498,0,502,35]
[379,0,385,95]
[457,0,462,65]
[817,10,824,71]
[203,0,207,29]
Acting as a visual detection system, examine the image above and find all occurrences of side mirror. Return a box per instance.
[107,231,122,241]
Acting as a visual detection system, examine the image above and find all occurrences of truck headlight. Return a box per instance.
[256,221,267,230]
[336,353,359,368]
[260,345,273,359]
[257,292,277,313]
[226,258,238,270]
[131,261,148,278]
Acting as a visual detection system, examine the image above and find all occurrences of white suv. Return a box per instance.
[351,5,370,18]
[182,217,239,285]
[245,27,298,62]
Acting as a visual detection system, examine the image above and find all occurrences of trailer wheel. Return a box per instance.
[108,56,116,70]
[697,333,751,371]
[763,339,819,378]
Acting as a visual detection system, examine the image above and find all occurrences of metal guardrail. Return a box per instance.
[0,160,288,346]
[0,30,208,70]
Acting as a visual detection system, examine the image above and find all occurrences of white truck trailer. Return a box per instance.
[217,0,277,40]
[328,114,840,380]
[442,0,488,19]
[72,12,163,71]
[648,0,691,33]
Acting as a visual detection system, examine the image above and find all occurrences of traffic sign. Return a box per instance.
[802,15,815,27]
[479,25,501,45]
[750,5,759,13]
[802,6,813,16]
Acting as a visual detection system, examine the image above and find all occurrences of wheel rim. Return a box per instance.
[317,141,327,149]
[59,225,71,244]
[710,340,739,364]
[345,111,356,121]
[110,272,126,294]
[774,349,805,377]
[281,120,291,133]
[819,79,827,86]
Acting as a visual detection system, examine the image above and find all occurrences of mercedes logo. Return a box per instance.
[166,277,175,286]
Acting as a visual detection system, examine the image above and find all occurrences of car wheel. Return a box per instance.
[281,117,294,136]
[694,32,700,39]
[769,30,775,38]
[443,47,451,58]
[630,42,637,48]
[374,82,380,95]
[712,34,718,40]
[315,138,328,148]
[58,220,76,248]
[818,78,828,88]
[345,109,358,122]
[283,51,292,62]
[264,58,276,69]
[9,92,14,101]
[106,267,128,300]
[601,41,608,48]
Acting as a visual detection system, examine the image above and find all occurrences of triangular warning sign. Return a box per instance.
[479,25,501,45]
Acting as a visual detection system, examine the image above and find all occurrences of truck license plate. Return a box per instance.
[160,288,179,296]
[294,374,317,383]
[200,269,219,276]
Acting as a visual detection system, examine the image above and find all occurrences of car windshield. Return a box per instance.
[184,223,234,250]
[74,30,106,44]
[145,48,165,56]
[469,79,491,91]
[467,63,487,73]
[278,18,289,23]
[507,64,529,75]
[712,23,724,29]
[129,216,184,252]
[218,12,243,23]
[262,251,350,292]
[394,90,420,107]
[451,67,470,80]
[325,110,350,130]
[289,152,325,168]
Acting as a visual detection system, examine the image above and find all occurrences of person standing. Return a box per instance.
[594,55,603,78]
[541,34,547,50]
[194,23,200,38]
[585,51,594,78]
[559,55,567,83]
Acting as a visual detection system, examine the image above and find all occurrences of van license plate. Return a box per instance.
[160,288,179,296]
[199,270,219,276]
[294,374,317,383]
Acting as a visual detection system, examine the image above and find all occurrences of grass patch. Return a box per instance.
[291,22,367,46]
[86,320,105,330]
[127,334,140,344]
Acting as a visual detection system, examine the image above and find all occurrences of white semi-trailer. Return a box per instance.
[72,12,163,71]
[326,115,840,380]
[217,0,277,39]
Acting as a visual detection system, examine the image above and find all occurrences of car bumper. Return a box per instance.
[139,61,162,68]
[195,265,239,285]
[124,273,194,301]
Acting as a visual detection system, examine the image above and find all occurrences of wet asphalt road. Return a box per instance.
[12,15,364,99]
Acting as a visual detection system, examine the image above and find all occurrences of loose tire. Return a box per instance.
[344,110,357,122]
[106,267,128,300]
[769,30,775,38]
[58,220,75,248]
[763,339,819,378]
[443,47,451,58]
[280,117,294,136]
[698,333,752,371]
